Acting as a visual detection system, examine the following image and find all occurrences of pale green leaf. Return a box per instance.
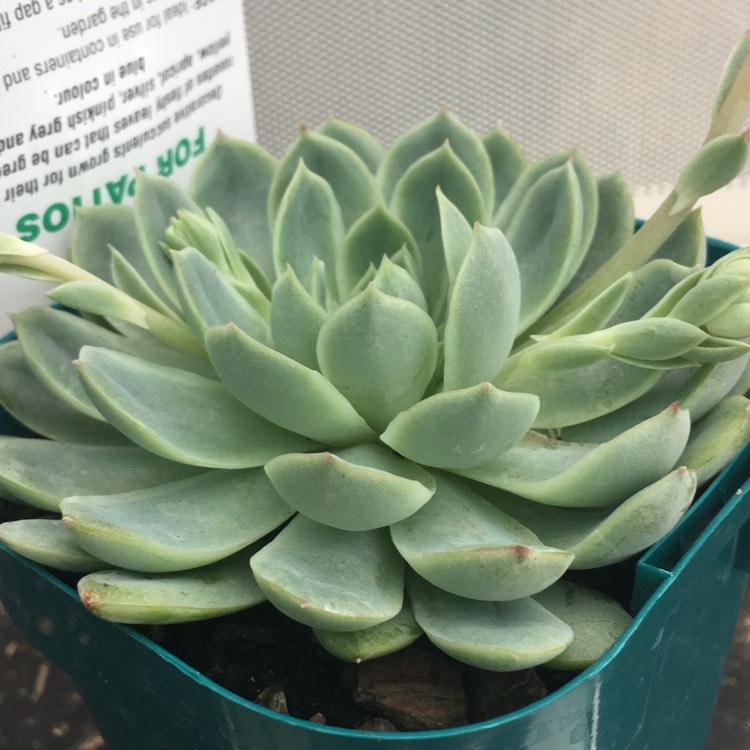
[390,473,572,601]
[533,580,632,669]
[317,117,385,175]
[0,437,203,512]
[380,382,538,470]
[313,603,422,662]
[172,247,270,344]
[458,404,691,508]
[269,129,379,230]
[272,161,344,299]
[408,574,573,671]
[317,286,438,431]
[443,225,521,389]
[0,341,129,445]
[0,519,106,573]
[482,125,527,216]
[61,469,293,573]
[205,323,374,445]
[189,132,277,282]
[269,267,327,369]
[251,516,404,631]
[76,346,319,468]
[78,549,266,624]
[264,444,435,530]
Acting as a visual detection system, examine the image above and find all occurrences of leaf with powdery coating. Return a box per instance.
[76,346,318,468]
[391,473,572,601]
[443,224,521,390]
[381,382,538,470]
[408,573,573,672]
[251,516,404,632]
[78,549,266,624]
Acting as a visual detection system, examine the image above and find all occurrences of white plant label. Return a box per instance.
[0,0,256,332]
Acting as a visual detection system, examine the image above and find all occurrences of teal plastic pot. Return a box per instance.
[1,237,749,750]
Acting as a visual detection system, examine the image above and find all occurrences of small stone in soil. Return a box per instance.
[255,684,289,714]
[353,643,468,730]
[357,717,398,732]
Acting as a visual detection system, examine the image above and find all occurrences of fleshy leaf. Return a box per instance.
[172,247,270,344]
[533,580,633,669]
[679,394,750,485]
[479,467,696,569]
[482,125,527,216]
[189,132,277,282]
[458,405,691,508]
[437,188,473,287]
[205,323,374,445]
[391,143,485,313]
[251,516,404,631]
[443,224,521,390]
[61,469,293,573]
[317,285,438,431]
[269,129,379,230]
[502,162,585,333]
[371,256,428,311]
[78,550,266,624]
[390,473,573,601]
[653,209,706,266]
[272,161,344,298]
[341,204,420,297]
[264,444,435,531]
[134,171,201,305]
[0,519,106,573]
[76,346,318,468]
[269,267,328,369]
[0,341,129,445]
[317,117,385,175]
[408,574,573,671]
[0,438,203,512]
[313,603,422,662]
[560,172,635,297]
[380,112,494,211]
[380,382,539,470]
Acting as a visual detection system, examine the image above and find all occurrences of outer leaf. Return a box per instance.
[390,474,573,601]
[380,383,539,470]
[379,111,495,213]
[533,580,633,669]
[458,404,691,508]
[653,209,706,266]
[479,467,696,569]
[251,516,404,631]
[408,574,573,671]
[272,161,344,298]
[482,125,527,216]
[172,247,270,344]
[679,394,750,485]
[0,341,129,445]
[0,438,203,511]
[269,267,327,369]
[0,519,106,573]
[189,132,277,282]
[391,143,485,313]
[134,171,201,305]
[76,346,318,468]
[61,469,293,573]
[78,550,266,624]
[269,129,379,230]
[443,225,521,390]
[341,204,420,297]
[313,603,422,662]
[317,286,438,431]
[265,444,435,530]
[317,117,385,175]
[205,323,374,445]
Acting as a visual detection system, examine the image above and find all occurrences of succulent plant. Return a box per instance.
[2,37,750,675]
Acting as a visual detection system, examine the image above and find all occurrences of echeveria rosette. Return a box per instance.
[1,98,750,675]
